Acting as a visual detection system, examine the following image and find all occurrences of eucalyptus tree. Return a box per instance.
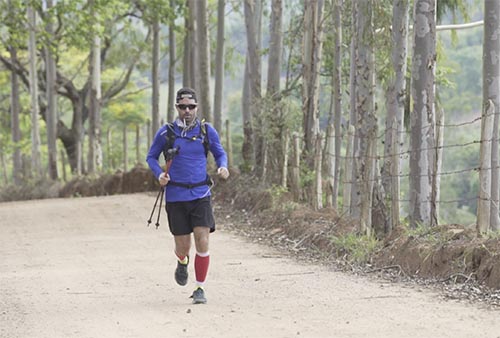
[167,0,177,123]
[324,0,342,208]
[409,0,437,228]
[263,0,284,184]
[213,0,225,133]
[196,0,212,122]
[352,0,377,233]
[27,4,42,178]
[301,0,324,163]
[135,0,176,138]
[382,0,410,232]
[301,0,325,208]
[242,0,262,172]
[0,1,153,174]
[3,0,23,184]
[183,0,199,90]
[45,0,58,179]
[478,0,500,233]
[87,0,102,174]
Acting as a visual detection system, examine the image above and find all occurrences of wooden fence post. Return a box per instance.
[225,120,233,168]
[123,125,128,172]
[313,134,323,210]
[281,131,289,188]
[477,100,494,234]
[342,125,355,214]
[390,119,400,231]
[290,132,301,201]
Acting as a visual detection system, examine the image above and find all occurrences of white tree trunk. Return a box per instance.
[409,0,436,228]
[197,0,212,122]
[27,5,42,178]
[352,0,376,233]
[213,0,225,132]
[45,0,59,180]
[152,17,161,133]
[484,0,500,231]
[478,101,494,233]
[383,0,410,231]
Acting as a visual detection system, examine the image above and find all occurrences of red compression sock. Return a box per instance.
[175,251,188,264]
[194,252,210,285]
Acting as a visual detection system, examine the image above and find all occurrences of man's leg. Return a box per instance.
[173,234,191,286]
[191,226,210,303]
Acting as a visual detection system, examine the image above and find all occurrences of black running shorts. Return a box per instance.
[165,196,216,235]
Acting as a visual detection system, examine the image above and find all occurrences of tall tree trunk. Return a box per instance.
[27,5,42,178]
[188,0,200,93]
[9,45,22,184]
[45,0,59,180]
[241,58,254,171]
[183,1,197,88]
[382,0,409,232]
[167,0,176,123]
[123,125,128,172]
[409,0,437,228]
[196,0,212,123]
[152,16,161,134]
[483,0,500,231]
[302,0,324,163]
[325,0,343,208]
[266,0,283,184]
[244,0,263,171]
[352,0,376,233]
[213,0,225,133]
[88,7,102,174]
[347,1,357,216]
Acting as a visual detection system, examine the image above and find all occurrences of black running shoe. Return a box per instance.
[190,287,207,304]
[174,258,189,286]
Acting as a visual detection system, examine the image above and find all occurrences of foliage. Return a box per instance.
[330,233,380,264]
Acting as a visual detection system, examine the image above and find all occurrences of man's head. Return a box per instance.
[175,87,198,125]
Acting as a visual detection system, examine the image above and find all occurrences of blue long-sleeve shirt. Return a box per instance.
[146,120,228,202]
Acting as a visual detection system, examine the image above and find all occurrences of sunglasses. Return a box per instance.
[177,104,197,110]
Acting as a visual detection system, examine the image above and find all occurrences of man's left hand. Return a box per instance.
[217,167,230,180]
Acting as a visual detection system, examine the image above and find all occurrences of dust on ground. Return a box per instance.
[2,194,500,338]
[3,164,500,309]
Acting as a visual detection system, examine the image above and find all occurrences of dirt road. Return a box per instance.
[1,194,500,338]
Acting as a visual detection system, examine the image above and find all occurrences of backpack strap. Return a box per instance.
[163,120,210,159]
[168,174,213,189]
[162,123,176,161]
[199,120,210,157]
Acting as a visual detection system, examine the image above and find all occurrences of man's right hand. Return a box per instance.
[158,172,170,186]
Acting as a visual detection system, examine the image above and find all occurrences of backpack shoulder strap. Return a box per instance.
[162,123,176,160]
[199,120,210,157]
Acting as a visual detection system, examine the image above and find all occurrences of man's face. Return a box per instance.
[176,98,198,125]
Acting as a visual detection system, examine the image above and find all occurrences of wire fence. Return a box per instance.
[328,112,491,222]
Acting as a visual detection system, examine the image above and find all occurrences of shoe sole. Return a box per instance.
[175,264,188,286]
[192,298,207,304]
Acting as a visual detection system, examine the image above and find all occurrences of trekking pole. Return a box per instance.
[146,147,180,228]
[147,188,163,227]
[155,188,164,228]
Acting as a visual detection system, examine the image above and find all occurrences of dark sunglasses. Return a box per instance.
[177,104,197,110]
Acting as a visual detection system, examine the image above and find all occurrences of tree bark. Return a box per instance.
[213,0,225,133]
[352,0,376,232]
[27,5,42,179]
[383,0,410,232]
[244,0,263,171]
[197,0,212,122]
[167,0,176,123]
[152,16,161,134]
[409,0,437,228]
[483,0,500,231]
[302,0,324,163]
[45,0,59,180]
